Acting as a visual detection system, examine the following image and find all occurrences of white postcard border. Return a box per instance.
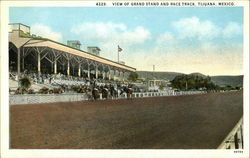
[1,1,249,158]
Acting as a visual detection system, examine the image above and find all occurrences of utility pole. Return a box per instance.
[153,65,155,88]
[152,65,155,79]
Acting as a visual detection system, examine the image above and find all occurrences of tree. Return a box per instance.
[19,76,31,90]
[127,72,139,82]
[159,84,165,90]
[171,74,218,91]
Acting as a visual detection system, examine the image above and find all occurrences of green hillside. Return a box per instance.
[136,71,184,81]
[211,76,243,87]
[136,71,243,87]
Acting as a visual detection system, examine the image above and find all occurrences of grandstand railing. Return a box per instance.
[132,90,206,98]
[9,90,207,105]
[217,117,243,149]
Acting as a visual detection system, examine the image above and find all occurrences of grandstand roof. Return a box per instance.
[10,31,136,72]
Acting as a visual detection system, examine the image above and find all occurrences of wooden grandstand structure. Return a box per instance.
[9,23,136,82]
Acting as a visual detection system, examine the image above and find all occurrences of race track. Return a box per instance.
[10,91,243,149]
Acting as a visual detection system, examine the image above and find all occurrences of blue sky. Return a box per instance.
[9,7,243,75]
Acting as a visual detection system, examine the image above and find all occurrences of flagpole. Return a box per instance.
[118,49,119,63]
[118,45,122,63]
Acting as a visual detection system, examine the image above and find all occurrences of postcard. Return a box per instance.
[0,0,249,158]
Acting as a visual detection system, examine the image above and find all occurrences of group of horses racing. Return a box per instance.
[79,84,133,101]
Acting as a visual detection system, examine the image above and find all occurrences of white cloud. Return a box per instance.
[156,32,176,44]
[71,22,127,41]
[71,22,151,60]
[119,26,151,44]
[155,31,179,53]
[31,24,63,42]
[172,16,220,40]
[171,17,242,42]
[70,19,242,76]
[71,22,150,45]
[223,22,242,39]
[71,22,151,48]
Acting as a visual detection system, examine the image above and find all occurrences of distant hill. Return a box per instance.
[136,71,184,81]
[211,76,243,87]
[136,71,243,87]
[189,72,207,78]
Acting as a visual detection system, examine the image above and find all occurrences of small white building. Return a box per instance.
[9,23,30,34]
[147,79,171,91]
[87,47,101,56]
[67,40,81,50]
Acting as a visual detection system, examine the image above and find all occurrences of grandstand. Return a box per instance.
[9,24,135,78]
[9,23,137,93]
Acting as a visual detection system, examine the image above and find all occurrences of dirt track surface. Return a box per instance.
[10,91,243,149]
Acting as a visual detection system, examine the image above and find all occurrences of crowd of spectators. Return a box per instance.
[9,70,139,94]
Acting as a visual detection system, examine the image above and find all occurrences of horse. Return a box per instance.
[82,86,91,93]
[92,87,99,101]
[120,86,133,99]
[81,85,92,100]
[101,88,109,100]
[126,88,133,99]
[110,86,119,99]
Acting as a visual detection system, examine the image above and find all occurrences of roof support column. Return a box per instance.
[17,47,21,84]
[116,70,120,81]
[54,60,57,74]
[51,62,54,74]
[95,65,98,79]
[114,69,117,80]
[22,47,24,71]
[118,70,121,77]
[67,60,70,76]
[107,67,111,80]
[87,64,90,79]
[108,70,111,80]
[52,49,61,74]
[102,71,105,80]
[37,48,41,77]
[118,70,122,81]
[122,71,125,82]
[78,64,81,77]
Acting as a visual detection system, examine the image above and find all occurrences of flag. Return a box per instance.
[118,45,123,52]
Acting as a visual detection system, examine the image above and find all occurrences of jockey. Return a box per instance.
[114,83,117,90]
[104,84,108,89]
[123,86,127,92]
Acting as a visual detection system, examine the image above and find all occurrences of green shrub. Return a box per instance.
[53,88,62,94]
[15,88,27,94]
[27,89,35,94]
[19,76,31,90]
[39,87,49,94]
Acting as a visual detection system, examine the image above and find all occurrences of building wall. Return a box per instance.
[9,24,19,32]
[9,24,30,34]
[20,24,30,34]
[9,90,206,105]
[67,41,81,49]
[87,47,100,56]
[9,93,89,105]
